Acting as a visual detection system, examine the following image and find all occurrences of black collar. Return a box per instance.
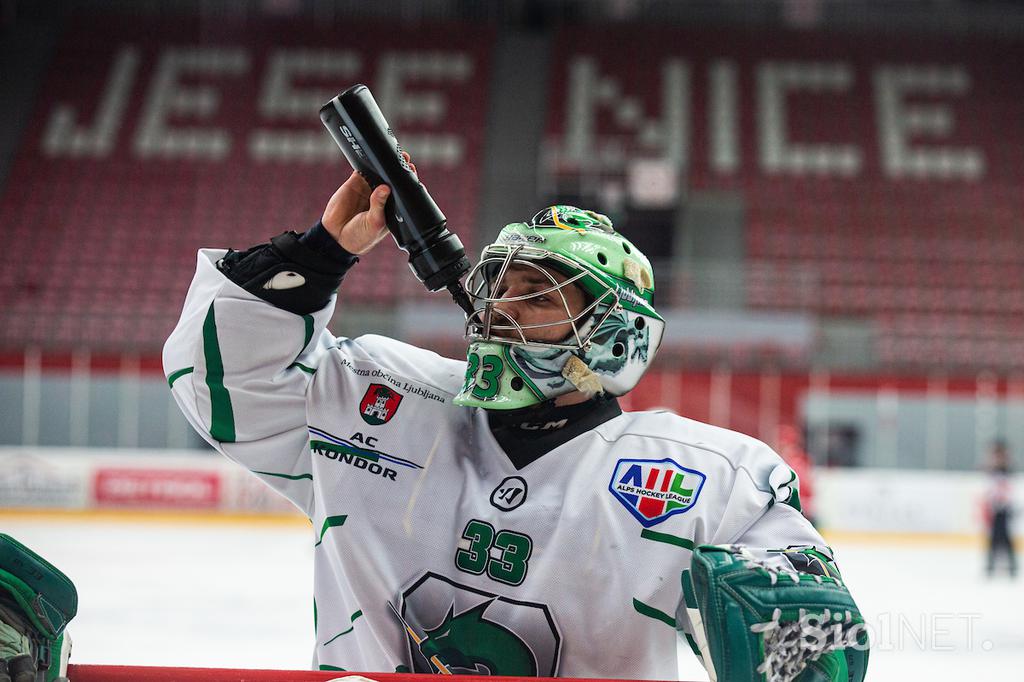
[486,397,622,469]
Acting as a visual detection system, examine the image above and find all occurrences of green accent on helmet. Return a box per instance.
[501,344,546,401]
[489,212,661,320]
[530,205,614,232]
[458,205,667,411]
[454,341,547,410]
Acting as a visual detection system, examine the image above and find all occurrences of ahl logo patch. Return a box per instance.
[608,458,706,527]
[359,383,403,425]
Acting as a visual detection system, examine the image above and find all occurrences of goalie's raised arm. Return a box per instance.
[161,162,408,514]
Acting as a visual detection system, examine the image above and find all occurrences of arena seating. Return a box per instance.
[0,16,491,352]
[545,26,1024,369]
[7,18,1024,371]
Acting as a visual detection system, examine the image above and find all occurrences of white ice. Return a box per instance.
[3,515,1022,679]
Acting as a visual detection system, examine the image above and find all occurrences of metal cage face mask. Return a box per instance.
[463,245,619,352]
[453,208,665,411]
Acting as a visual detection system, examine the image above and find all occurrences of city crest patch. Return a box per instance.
[359,383,403,425]
[608,458,706,527]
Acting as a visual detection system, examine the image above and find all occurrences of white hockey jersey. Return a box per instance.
[164,249,829,680]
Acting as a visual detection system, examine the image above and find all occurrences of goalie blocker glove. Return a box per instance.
[216,222,359,315]
[0,535,77,682]
[682,544,869,682]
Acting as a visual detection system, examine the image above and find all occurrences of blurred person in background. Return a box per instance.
[982,439,1017,579]
[778,424,816,527]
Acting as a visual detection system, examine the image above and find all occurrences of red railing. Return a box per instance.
[66,666,682,682]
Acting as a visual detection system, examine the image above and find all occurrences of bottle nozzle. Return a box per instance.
[447,282,475,316]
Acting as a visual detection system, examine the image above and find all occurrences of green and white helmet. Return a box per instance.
[453,205,665,410]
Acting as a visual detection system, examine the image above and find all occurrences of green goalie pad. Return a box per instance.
[683,545,869,682]
[0,534,77,641]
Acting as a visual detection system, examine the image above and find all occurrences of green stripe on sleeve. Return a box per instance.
[289,362,316,375]
[314,515,348,547]
[253,469,313,481]
[303,314,314,349]
[683,632,702,658]
[782,468,803,512]
[681,570,697,609]
[632,598,676,628]
[166,366,194,388]
[640,528,695,551]
[322,609,363,646]
[202,304,236,443]
[289,315,317,370]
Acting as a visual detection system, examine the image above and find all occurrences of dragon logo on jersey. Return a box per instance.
[359,384,403,425]
[421,601,535,675]
[609,458,707,528]
[398,572,561,676]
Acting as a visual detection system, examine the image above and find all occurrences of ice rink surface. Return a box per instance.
[3,513,1022,680]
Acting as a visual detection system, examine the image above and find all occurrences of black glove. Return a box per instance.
[217,222,359,315]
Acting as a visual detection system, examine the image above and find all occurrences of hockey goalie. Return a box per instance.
[164,155,870,681]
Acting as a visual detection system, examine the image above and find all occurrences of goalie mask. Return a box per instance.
[453,205,665,410]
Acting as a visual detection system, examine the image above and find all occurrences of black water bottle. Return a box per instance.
[320,85,474,313]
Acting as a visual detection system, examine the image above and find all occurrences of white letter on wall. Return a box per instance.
[42,46,140,157]
[874,65,983,179]
[563,56,690,169]
[134,48,248,160]
[249,49,361,162]
[709,59,740,174]
[373,51,474,166]
[758,61,861,176]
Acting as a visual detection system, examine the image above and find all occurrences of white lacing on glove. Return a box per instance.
[733,545,844,588]
[749,606,858,682]
[735,547,855,682]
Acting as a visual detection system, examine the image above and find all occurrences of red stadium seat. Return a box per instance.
[0,20,492,352]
